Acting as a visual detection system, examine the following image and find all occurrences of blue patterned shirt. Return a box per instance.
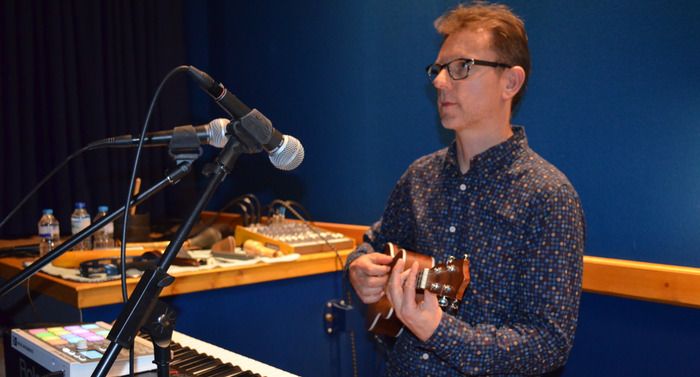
[347,127,585,376]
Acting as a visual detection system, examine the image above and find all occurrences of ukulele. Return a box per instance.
[366,242,470,337]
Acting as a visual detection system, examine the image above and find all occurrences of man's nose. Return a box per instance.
[432,68,450,89]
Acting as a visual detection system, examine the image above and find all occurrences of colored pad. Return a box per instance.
[46,338,68,346]
[80,350,103,359]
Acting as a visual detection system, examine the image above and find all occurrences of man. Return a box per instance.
[346,2,585,376]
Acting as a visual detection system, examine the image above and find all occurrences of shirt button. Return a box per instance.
[421,353,430,360]
[449,226,456,233]
[459,184,466,191]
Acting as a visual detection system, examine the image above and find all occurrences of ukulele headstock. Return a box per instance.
[424,255,470,310]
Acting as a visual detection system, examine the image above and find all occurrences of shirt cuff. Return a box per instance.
[344,242,375,271]
[420,312,468,359]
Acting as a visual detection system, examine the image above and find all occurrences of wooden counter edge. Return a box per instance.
[72,249,352,308]
[582,255,700,308]
[4,218,700,309]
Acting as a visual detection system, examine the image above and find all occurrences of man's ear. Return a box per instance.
[502,66,526,101]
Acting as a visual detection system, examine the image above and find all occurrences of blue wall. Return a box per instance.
[186,0,700,267]
[178,1,700,375]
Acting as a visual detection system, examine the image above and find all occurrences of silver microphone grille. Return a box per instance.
[206,118,230,148]
[269,135,304,170]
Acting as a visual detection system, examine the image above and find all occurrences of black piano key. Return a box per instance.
[178,354,217,371]
[196,363,242,377]
[185,358,223,375]
[133,339,269,377]
[171,351,203,367]
[231,371,255,377]
[172,349,198,361]
[171,346,193,357]
[173,345,193,354]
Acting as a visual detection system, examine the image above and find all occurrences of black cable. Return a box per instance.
[197,194,260,232]
[242,196,260,224]
[0,134,124,232]
[281,199,313,223]
[117,64,190,377]
[119,65,189,301]
[247,195,261,224]
[267,199,358,377]
[0,145,89,231]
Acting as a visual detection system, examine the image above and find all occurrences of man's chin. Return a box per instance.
[440,118,460,131]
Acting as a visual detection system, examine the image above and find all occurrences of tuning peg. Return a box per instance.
[440,285,453,295]
[449,299,460,311]
[446,255,455,264]
[438,296,449,307]
[430,282,442,293]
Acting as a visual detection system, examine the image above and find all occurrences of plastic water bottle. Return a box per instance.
[71,202,92,250]
[92,205,115,249]
[37,209,60,257]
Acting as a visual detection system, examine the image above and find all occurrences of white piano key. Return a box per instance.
[170,330,299,377]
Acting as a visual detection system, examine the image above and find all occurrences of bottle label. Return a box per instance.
[71,217,91,234]
[39,225,52,239]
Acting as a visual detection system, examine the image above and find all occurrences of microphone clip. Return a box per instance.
[168,125,203,164]
[226,119,265,155]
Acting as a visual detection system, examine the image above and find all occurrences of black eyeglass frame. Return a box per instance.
[426,58,512,81]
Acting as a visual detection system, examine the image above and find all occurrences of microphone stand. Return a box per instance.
[91,128,256,377]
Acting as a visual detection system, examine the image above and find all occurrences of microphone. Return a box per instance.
[88,118,230,149]
[187,66,304,171]
[184,224,234,250]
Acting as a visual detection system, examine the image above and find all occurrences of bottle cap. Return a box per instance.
[42,209,53,215]
[98,205,108,212]
[75,202,86,209]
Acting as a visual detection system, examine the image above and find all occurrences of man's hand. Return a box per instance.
[386,259,442,342]
[348,253,394,304]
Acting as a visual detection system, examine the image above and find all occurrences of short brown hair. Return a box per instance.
[435,2,530,110]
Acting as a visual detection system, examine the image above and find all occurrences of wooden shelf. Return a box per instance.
[3,215,700,309]
[0,249,350,309]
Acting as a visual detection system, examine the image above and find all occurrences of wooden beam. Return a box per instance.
[583,256,700,308]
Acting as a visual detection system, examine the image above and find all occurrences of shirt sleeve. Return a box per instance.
[421,183,585,375]
[345,169,418,269]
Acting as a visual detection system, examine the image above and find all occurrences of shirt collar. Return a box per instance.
[444,126,528,176]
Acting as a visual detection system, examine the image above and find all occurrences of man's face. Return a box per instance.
[433,28,506,132]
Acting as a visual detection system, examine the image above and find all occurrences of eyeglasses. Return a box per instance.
[426,58,512,81]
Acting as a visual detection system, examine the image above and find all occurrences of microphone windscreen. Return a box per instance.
[270,135,304,171]
[207,118,230,148]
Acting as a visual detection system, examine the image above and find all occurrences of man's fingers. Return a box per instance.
[358,288,385,304]
[364,275,389,288]
[386,259,406,309]
[350,253,392,276]
[368,252,395,265]
[363,263,391,276]
[423,290,439,309]
[402,261,419,310]
[359,285,385,297]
